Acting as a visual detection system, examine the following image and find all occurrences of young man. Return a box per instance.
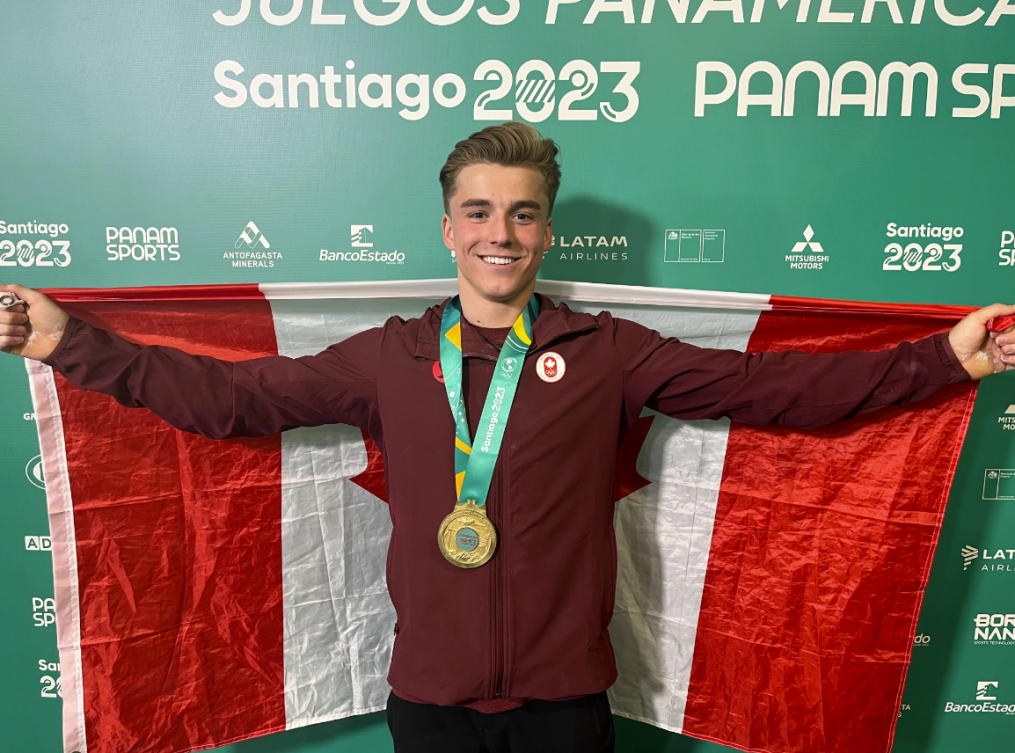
[2,122,1014,753]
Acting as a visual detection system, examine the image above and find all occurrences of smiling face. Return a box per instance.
[442,163,553,316]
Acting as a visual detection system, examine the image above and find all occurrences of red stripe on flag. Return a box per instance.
[55,299,286,752]
[43,284,265,302]
[682,310,976,753]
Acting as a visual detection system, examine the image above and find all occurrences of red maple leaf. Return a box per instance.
[350,428,388,502]
[613,415,655,502]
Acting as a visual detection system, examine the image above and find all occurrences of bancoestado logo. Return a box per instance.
[320,225,405,265]
[963,545,1015,572]
[0,221,72,268]
[106,226,180,262]
[785,225,828,270]
[553,233,628,262]
[944,681,1015,715]
[882,222,963,273]
[974,614,1015,645]
[226,222,283,268]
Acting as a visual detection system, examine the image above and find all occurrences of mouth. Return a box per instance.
[479,255,521,267]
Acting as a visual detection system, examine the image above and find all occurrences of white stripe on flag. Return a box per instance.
[27,361,88,753]
[272,298,438,729]
[260,280,773,312]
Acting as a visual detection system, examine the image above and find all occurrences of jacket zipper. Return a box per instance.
[492,463,505,698]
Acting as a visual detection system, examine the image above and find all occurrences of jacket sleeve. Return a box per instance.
[43,317,380,439]
[614,316,970,429]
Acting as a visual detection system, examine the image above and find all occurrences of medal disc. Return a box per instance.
[438,500,497,568]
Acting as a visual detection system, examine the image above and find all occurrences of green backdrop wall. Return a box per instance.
[1,1,1013,751]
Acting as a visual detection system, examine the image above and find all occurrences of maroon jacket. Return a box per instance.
[45,296,968,707]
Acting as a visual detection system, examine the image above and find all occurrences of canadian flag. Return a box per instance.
[28,280,975,753]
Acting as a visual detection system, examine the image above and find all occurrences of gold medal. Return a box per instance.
[437,499,497,568]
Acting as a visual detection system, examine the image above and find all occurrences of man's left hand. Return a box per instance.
[950,303,1015,380]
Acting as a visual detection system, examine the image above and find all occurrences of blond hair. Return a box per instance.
[439,122,561,215]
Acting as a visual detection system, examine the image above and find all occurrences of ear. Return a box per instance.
[543,217,553,254]
[442,213,455,252]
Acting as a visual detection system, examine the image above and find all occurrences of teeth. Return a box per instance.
[482,256,516,265]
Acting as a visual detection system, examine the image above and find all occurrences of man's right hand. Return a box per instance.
[0,284,70,361]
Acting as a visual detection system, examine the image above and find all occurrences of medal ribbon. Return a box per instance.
[439,295,539,508]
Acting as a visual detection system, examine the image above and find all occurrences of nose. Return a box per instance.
[485,212,515,248]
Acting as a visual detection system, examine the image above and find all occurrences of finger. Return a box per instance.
[0,311,28,324]
[976,303,1015,324]
[0,324,27,337]
[0,336,24,349]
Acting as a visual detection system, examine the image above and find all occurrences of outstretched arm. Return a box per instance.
[0,284,379,438]
[616,304,1015,430]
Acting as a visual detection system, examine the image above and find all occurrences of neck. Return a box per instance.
[457,276,536,328]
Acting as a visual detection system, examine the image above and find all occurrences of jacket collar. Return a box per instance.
[414,294,598,362]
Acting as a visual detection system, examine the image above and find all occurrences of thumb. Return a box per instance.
[973,302,1015,326]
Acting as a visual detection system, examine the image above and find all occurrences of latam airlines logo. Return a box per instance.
[226,222,282,269]
[943,681,1015,714]
[553,233,629,262]
[785,225,829,270]
[963,545,1015,572]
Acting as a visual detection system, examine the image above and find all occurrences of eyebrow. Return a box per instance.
[459,198,544,213]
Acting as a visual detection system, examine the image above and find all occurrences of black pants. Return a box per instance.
[386,691,616,753]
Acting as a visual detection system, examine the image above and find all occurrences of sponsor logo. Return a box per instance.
[0,221,72,268]
[1000,231,1015,267]
[882,222,962,273]
[983,469,1015,500]
[664,229,725,263]
[32,597,55,627]
[25,536,52,552]
[914,633,931,646]
[963,545,1015,572]
[536,352,566,383]
[236,221,269,249]
[105,226,180,262]
[1000,405,1015,430]
[978,681,999,701]
[785,225,828,270]
[974,614,1015,644]
[897,703,911,718]
[38,660,61,700]
[23,412,35,421]
[225,222,283,268]
[944,681,1015,714]
[554,234,630,262]
[320,224,405,265]
[26,455,44,489]
[351,225,374,248]
[963,545,979,569]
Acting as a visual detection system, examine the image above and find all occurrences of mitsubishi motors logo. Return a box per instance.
[786,225,829,270]
[977,681,999,701]
[235,222,270,249]
[792,225,824,254]
[963,545,979,570]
